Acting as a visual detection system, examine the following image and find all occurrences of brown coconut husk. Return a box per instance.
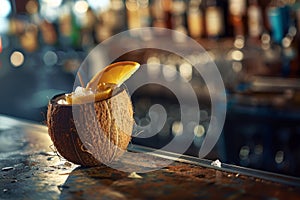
[47,89,133,167]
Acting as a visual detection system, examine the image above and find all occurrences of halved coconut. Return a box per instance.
[47,61,139,167]
[47,88,133,166]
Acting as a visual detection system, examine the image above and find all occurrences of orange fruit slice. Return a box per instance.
[65,61,140,105]
[86,61,140,90]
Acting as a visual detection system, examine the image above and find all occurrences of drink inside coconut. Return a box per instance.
[47,61,140,167]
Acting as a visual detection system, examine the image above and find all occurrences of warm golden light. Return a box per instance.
[231,50,244,61]
[10,51,25,67]
[147,56,161,77]
[179,62,193,81]
[74,0,89,14]
[163,64,177,82]
[172,121,183,136]
[194,125,205,138]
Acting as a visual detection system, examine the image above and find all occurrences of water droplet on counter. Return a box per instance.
[1,167,14,171]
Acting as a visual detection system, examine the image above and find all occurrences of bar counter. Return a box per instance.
[0,115,300,200]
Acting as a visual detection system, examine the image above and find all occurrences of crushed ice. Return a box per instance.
[58,87,95,104]
[73,86,95,97]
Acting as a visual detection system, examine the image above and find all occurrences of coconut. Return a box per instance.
[47,88,133,167]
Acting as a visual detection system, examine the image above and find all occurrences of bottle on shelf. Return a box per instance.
[162,0,173,29]
[266,0,291,44]
[126,0,141,30]
[187,0,204,39]
[229,0,247,37]
[150,0,173,29]
[58,1,81,48]
[171,0,188,41]
[247,0,264,40]
[204,0,225,38]
[171,0,186,28]
[139,0,151,28]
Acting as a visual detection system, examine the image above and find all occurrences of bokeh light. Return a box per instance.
[163,64,177,82]
[194,125,205,138]
[0,0,12,18]
[43,50,58,66]
[74,0,89,14]
[172,121,183,136]
[10,51,25,67]
[179,62,193,81]
[87,0,110,11]
[147,56,161,77]
[41,0,63,8]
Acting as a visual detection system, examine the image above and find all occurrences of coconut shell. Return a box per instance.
[47,89,133,167]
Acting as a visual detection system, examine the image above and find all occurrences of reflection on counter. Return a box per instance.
[0,0,300,178]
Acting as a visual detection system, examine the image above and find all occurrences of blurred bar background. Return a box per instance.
[0,0,300,177]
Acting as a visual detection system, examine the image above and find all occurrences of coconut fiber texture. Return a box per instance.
[47,89,133,167]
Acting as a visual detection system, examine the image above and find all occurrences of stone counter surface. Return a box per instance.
[0,115,299,200]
